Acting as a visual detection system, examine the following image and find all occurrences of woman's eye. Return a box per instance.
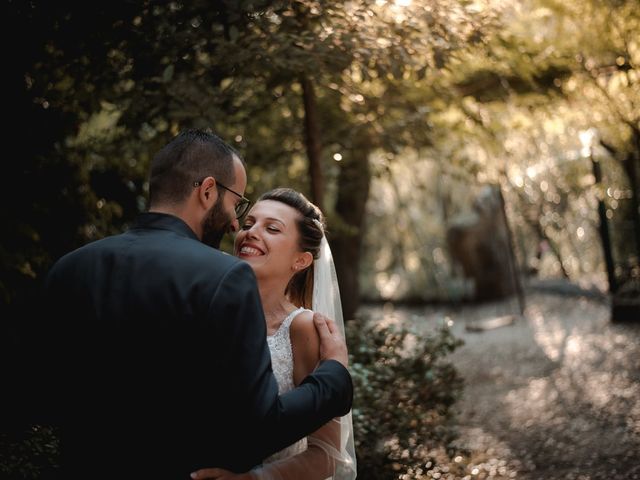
[267,225,280,233]
[241,223,253,230]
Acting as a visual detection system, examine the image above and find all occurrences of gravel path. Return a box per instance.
[361,287,640,479]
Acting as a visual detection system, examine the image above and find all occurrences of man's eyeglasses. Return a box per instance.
[193,178,251,219]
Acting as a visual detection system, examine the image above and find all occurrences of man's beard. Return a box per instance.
[201,197,233,248]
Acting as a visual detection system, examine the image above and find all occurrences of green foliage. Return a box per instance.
[4,0,499,314]
[347,314,464,478]
[0,426,59,480]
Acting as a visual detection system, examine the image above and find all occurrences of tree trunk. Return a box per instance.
[332,147,371,321]
[497,186,526,315]
[592,157,618,293]
[601,133,640,268]
[622,155,640,263]
[300,76,324,211]
[628,128,640,262]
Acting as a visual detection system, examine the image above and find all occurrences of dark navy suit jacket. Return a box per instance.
[28,212,352,479]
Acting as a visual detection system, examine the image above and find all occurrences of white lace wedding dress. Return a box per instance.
[264,306,310,463]
[256,236,356,479]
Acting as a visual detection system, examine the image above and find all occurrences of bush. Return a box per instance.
[347,313,465,479]
[0,425,59,480]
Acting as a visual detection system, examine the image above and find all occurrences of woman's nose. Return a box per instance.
[245,223,260,239]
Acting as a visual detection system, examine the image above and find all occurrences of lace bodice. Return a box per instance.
[264,307,310,463]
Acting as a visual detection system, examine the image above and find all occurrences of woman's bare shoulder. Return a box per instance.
[290,309,321,379]
[290,310,320,345]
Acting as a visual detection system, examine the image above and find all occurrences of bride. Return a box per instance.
[191,188,357,480]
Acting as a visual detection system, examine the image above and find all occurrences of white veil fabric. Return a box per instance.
[310,235,357,480]
[250,235,357,480]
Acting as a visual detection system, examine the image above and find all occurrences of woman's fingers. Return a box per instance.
[190,467,229,479]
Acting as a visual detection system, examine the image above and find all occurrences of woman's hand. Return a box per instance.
[190,467,253,480]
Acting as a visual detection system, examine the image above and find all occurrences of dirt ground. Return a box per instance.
[361,282,640,479]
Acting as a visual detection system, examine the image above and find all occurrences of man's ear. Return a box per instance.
[198,177,217,206]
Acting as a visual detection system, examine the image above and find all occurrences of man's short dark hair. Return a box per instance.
[149,129,243,206]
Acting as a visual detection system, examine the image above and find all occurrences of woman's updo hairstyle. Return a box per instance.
[257,188,325,308]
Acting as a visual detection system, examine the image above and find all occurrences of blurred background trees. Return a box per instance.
[6,0,638,322]
[3,0,639,476]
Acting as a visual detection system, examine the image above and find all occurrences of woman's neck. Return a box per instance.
[258,278,296,332]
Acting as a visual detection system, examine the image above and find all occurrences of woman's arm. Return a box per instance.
[190,311,346,480]
[211,265,352,470]
[256,310,341,479]
[230,311,342,480]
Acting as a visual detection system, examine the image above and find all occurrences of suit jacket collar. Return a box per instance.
[132,212,199,241]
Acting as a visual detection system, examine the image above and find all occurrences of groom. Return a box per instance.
[37,129,353,479]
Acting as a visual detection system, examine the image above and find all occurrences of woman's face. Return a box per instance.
[234,200,312,282]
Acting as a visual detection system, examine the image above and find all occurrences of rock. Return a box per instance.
[465,314,518,332]
[446,185,519,301]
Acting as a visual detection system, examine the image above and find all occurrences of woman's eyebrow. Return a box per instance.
[264,217,286,226]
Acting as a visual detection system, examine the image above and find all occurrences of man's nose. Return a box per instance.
[229,217,240,233]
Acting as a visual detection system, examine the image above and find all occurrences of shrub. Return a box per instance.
[347,313,465,479]
[0,425,59,480]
